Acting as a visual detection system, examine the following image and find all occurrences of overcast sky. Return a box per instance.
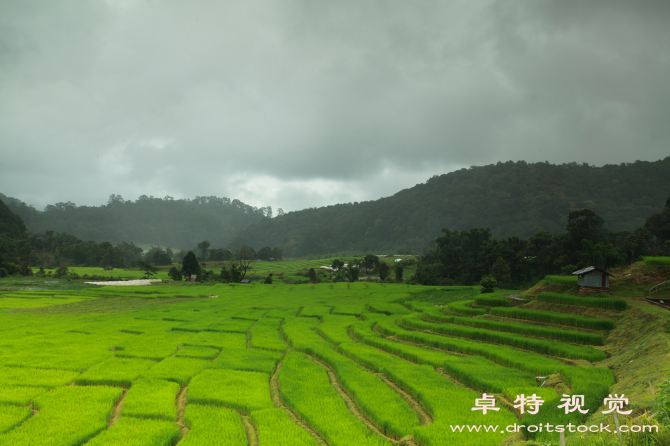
[1,0,668,213]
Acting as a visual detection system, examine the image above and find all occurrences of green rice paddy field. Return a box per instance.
[0,282,630,445]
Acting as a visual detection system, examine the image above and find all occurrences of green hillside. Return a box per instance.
[3,158,670,256]
[240,157,670,256]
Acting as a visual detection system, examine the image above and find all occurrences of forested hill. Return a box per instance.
[0,194,269,249]
[3,158,669,255]
[239,158,670,257]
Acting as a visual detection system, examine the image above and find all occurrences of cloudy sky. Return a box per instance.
[1,0,668,213]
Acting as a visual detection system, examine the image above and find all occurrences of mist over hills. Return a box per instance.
[239,158,670,256]
[3,157,669,256]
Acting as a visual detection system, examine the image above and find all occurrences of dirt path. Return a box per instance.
[241,415,259,446]
[246,320,259,349]
[309,355,399,444]
[374,372,432,427]
[174,386,189,439]
[269,359,329,446]
[108,389,128,428]
[346,327,434,426]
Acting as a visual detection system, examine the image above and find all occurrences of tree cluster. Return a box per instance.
[412,203,669,288]
[0,193,269,249]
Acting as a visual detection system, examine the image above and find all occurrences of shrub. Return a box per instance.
[480,275,497,293]
[168,266,182,281]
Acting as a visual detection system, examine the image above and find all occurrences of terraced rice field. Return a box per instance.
[0,282,619,445]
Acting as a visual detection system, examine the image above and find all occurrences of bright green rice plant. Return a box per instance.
[278,352,392,446]
[334,343,519,446]
[503,387,558,405]
[0,297,91,308]
[0,366,79,387]
[0,332,113,371]
[188,369,273,414]
[315,315,359,345]
[114,331,195,360]
[372,319,569,377]
[348,329,535,393]
[141,357,210,386]
[421,313,605,345]
[536,292,628,310]
[122,378,180,420]
[251,408,318,446]
[522,380,611,442]
[0,405,31,434]
[402,301,437,312]
[0,386,47,406]
[367,303,412,315]
[490,307,615,330]
[180,405,247,446]
[0,386,123,446]
[206,318,256,333]
[85,417,180,446]
[174,345,220,360]
[265,307,299,318]
[447,300,486,316]
[299,306,333,317]
[250,318,287,352]
[367,319,614,392]
[231,309,268,320]
[399,313,606,362]
[75,357,158,387]
[473,296,510,307]
[283,319,420,438]
[332,305,366,316]
[643,256,670,266]
[211,348,283,373]
[184,331,247,349]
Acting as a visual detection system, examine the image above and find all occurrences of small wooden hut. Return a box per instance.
[571,266,613,289]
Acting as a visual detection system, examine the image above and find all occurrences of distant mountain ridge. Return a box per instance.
[3,157,669,255]
[0,194,268,249]
[238,158,670,256]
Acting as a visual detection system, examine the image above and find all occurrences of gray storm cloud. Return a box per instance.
[0,0,668,211]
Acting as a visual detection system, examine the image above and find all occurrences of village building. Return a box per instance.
[571,266,613,289]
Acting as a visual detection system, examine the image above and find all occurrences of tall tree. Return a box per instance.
[378,261,390,281]
[182,251,200,280]
[236,245,255,281]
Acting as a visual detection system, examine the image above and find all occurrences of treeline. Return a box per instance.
[0,194,270,249]
[412,200,670,288]
[0,197,285,277]
[238,158,670,257]
[3,158,669,257]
